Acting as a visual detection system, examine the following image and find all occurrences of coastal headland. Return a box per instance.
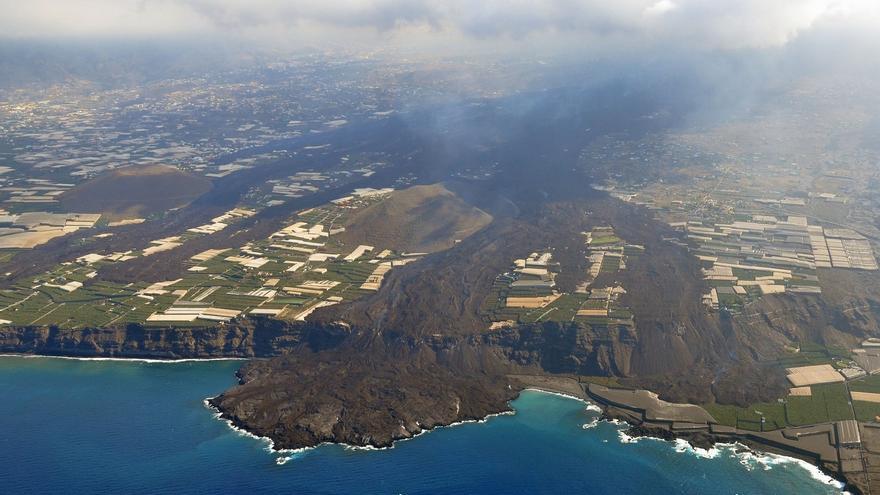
[5,185,880,493]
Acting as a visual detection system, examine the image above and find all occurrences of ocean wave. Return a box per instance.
[1,354,246,364]
[725,445,847,492]
[202,398,324,465]
[581,417,600,429]
[278,410,519,462]
[522,387,587,403]
[617,430,643,444]
[612,431,847,493]
[672,438,719,459]
[522,388,613,430]
[616,429,666,445]
[617,430,636,443]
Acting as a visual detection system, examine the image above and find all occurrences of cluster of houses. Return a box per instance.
[504,252,560,309]
[669,214,874,309]
[0,211,101,248]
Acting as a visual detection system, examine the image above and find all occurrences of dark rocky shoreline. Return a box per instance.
[210,370,859,494]
[587,384,864,495]
[0,317,341,360]
[619,420,857,494]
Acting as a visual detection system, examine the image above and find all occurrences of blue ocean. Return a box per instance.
[0,356,844,494]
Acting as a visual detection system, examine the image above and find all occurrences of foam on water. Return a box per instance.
[672,438,720,459]
[203,398,333,465]
[522,387,587,403]
[1,353,246,364]
[233,403,522,465]
[581,417,600,429]
[264,388,595,465]
[610,425,847,493]
[729,445,848,492]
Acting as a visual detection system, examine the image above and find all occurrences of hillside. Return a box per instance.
[59,164,212,221]
[338,183,492,253]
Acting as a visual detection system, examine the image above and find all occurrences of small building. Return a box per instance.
[836,420,861,447]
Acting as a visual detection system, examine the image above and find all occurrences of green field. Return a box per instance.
[703,382,854,431]
[774,343,851,368]
[703,400,788,431]
[591,235,621,246]
[0,196,404,329]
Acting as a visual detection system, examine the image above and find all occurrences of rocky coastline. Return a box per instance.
[0,333,862,493]
[586,384,864,495]
[0,317,347,360]
[616,418,856,493]
[212,368,858,494]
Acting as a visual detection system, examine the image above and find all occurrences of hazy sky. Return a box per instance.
[2,0,879,55]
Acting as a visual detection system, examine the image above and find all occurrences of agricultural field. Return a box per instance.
[774,343,853,369]
[0,189,421,329]
[574,227,638,327]
[482,227,639,329]
[703,383,854,431]
[846,375,880,421]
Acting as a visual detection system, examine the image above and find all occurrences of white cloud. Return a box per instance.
[2,0,213,38]
[1,0,878,53]
[644,0,677,17]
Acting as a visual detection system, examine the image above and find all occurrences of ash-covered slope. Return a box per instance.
[338,183,493,254]
[59,164,212,221]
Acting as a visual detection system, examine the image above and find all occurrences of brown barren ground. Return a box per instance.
[59,164,212,221]
[338,183,492,253]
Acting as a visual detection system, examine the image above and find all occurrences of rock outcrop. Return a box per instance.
[0,318,337,359]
